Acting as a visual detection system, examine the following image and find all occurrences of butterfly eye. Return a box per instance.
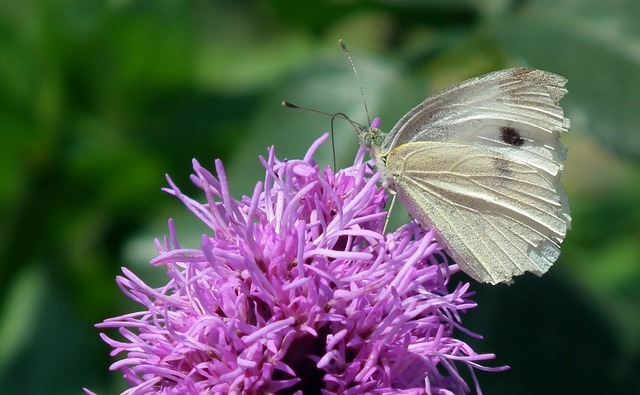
[358,129,374,149]
[364,134,372,147]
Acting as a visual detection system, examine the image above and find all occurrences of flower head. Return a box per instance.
[96,133,506,394]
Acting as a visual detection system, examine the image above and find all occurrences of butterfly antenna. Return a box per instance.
[339,39,371,126]
[281,101,334,117]
[383,193,397,234]
[282,102,360,171]
[329,114,339,171]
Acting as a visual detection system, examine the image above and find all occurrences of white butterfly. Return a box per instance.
[358,68,571,285]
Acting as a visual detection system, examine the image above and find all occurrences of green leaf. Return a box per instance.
[491,0,640,161]
[225,50,404,197]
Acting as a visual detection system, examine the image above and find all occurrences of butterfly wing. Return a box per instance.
[379,68,570,284]
[382,68,569,177]
[385,141,570,284]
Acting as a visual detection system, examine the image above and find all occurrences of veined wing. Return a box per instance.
[385,141,570,284]
[381,68,570,178]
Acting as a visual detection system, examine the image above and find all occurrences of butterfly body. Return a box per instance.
[358,68,571,284]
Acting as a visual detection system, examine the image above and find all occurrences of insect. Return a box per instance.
[357,66,571,284]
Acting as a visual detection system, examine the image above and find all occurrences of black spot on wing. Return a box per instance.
[500,126,525,146]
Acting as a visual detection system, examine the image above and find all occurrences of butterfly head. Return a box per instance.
[352,117,396,188]
[355,117,386,151]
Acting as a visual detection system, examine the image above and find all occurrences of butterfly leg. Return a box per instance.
[383,191,397,234]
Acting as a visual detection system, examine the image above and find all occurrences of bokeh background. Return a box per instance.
[1,0,639,394]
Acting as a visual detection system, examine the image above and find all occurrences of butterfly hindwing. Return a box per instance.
[385,141,570,284]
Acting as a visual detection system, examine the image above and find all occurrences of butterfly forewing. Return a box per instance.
[382,68,569,151]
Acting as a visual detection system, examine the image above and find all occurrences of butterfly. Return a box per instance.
[357,67,571,284]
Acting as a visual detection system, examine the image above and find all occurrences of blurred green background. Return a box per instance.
[1,0,639,394]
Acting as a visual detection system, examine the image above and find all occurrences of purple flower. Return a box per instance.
[94,133,506,394]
